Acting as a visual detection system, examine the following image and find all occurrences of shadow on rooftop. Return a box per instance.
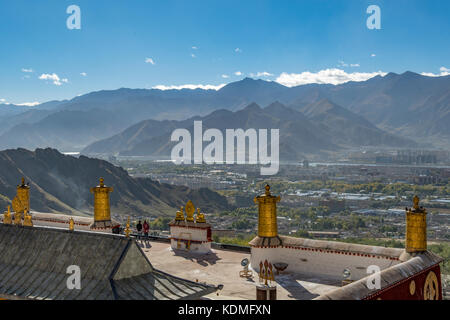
[275,275,321,300]
[171,249,222,266]
[137,239,153,249]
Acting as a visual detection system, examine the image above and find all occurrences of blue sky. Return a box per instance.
[0,0,449,105]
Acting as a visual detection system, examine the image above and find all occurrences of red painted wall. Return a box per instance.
[207,227,212,241]
[365,264,442,300]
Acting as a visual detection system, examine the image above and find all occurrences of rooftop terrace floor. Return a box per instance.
[141,240,340,300]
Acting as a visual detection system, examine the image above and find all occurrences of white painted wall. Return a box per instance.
[170,239,211,253]
[251,247,400,281]
[170,225,211,253]
[170,226,208,242]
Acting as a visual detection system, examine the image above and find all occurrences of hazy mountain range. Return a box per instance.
[82,100,415,160]
[0,148,231,217]
[1,71,449,154]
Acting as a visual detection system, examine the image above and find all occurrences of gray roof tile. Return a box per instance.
[0,223,217,300]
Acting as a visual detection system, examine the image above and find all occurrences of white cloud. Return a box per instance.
[145,58,155,65]
[80,72,87,76]
[249,71,274,77]
[221,74,229,79]
[234,71,242,76]
[421,66,450,77]
[16,102,40,107]
[38,73,68,86]
[192,46,198,50]
[21,68,33,73]
[338,61,360,68]
[0,99,39,106]
[371,54,376,57]
[153,83,226,91]
[191,53,196,58]
[235,48,242,53]
[275,68,387,87]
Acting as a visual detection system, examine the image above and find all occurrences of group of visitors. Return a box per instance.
[136,220,150,239]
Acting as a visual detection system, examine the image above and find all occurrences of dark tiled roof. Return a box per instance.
[114,271,216,300]
[0,224,217,300]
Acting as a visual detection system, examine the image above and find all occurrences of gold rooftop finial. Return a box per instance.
[413,195,420,210]
[185,200,195,222]
[254,184,281,238]
[69,217,75,231]
[23,208,33,227]
[12,177,30,215]
[124,217,131,237]
[196,208,206,223]
[265,184,271,195]
[406,195,427,253]
[90,177,114,225]
[3,205,12,224]
[175,206,185,221]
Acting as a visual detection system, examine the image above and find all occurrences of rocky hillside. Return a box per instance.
[0,148,231,218]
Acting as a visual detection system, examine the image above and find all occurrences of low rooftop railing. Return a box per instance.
[130,233,251,253]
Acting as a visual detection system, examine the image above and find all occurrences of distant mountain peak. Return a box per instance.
[242,102,261,111]
[263,101,310,122]
[265,101,289,111]
[219,77,285,92]
[302,98,357,120]
[267,100,283,106]
[240,77,270,83]
[398,71,424,80]
[384,71,423,80]
[401,71,420,76]
[384,72,399,79]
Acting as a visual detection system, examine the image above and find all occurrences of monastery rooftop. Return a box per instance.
[141,239,341,300]
[140,236,442,300]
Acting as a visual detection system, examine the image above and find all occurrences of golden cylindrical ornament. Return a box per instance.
[254,185,280,238]
[90,178,113,222]
[405,196,427,253]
